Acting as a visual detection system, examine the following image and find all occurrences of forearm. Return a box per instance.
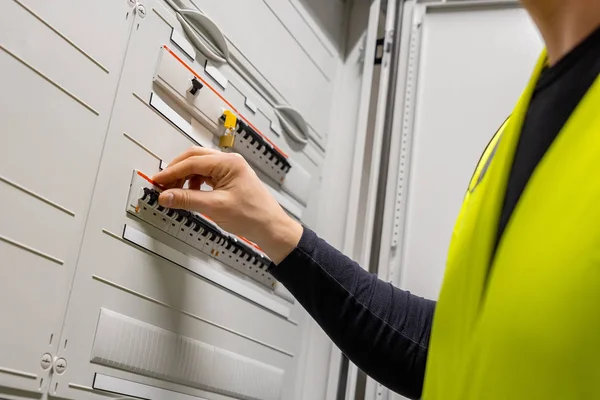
[269,227,436,399]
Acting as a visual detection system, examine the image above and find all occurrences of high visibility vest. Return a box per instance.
[422,51,600,399]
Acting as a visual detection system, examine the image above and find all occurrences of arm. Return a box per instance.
[271,228,435,399]
[151,148,435,399]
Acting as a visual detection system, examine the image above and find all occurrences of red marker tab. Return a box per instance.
[137,171,166,191]
[240,236,264,253]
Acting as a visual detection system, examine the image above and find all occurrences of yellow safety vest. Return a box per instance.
[422,51,600,399]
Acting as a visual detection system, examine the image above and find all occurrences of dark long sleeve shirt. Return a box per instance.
[270,228,436,399]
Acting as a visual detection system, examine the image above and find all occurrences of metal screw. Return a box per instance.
[127,0,136,7]
[54,358,67,374]
[136,4,147,18]
[40,353,53,370]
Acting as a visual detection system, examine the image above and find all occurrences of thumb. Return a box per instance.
[158,188,215,212]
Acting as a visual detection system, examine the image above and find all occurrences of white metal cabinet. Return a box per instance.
[28,0,381,399]
[0,0,385,399]
[0,0,133,394]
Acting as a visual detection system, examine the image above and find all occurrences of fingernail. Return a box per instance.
[163,192,174,207]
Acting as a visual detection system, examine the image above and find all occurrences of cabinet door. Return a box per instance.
[48,2,314,399]
[0,0,133,395]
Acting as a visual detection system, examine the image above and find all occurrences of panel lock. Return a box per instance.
[219,110,237,148]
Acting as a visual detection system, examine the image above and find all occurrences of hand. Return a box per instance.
[152,147,302,264]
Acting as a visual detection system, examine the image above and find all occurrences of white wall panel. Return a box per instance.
[0,0,132,395]
[20,0,134,74]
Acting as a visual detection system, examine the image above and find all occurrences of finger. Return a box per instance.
[161,177,184,190]
[152,155,221,185]
[176,178,187,189]
[188,176,205,191]
[158,188,217,212]
[168,146,220,168]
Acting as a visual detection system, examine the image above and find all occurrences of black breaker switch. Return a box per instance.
[189,77,204,95]
[136,186,275,287]
[234,120,292,175]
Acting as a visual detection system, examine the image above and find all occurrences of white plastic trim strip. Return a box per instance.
[245,97,258,114]
[204,61,228,89]
[149,92,191,135]
[170,27,196,60]
[270,119,282,137]
[94,374,208,400]
[149,92,213,148]
[122,225,291,318]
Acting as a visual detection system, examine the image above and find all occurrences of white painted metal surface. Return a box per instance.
[122,225,291,317]
[0,0,375,400]
[150,92,195,141]
[0,0,133,394]
[170,27,196,60]
[204,60,228,89]
[94,374,209,400]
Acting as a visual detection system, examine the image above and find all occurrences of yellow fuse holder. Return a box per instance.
[219,110,237,148]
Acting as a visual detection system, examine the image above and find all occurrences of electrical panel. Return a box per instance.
[127,169,295,298]
[152,46,291,180]
[0,0,368,399]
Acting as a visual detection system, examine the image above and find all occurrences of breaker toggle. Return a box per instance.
[189,77,204,95]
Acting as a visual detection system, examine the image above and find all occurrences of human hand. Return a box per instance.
[152,147,302,264]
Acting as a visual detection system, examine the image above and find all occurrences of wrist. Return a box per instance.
[258,212,303,265]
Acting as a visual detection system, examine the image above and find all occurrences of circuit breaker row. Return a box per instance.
[127,171,276,289]
[153,46,307,190]
[219,112,292,179]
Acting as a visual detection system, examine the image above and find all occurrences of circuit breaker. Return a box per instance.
[126,170,284,291]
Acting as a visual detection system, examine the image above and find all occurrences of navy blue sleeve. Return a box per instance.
[269,227,436,399]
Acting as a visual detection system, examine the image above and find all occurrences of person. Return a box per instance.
[151,0,600,398]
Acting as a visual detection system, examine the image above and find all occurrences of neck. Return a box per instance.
[522,0,600,65]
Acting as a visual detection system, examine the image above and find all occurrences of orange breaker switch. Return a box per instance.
[219,110,237,148]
